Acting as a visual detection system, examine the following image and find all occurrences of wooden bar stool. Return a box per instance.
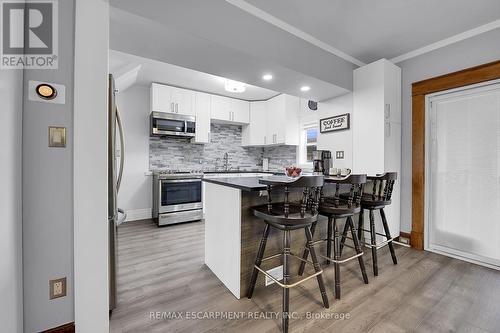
[298,174,369,300]
[247,175,329,333]
[346,172,399,276]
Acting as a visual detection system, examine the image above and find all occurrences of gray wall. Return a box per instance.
[22,0,76,331]
[0,65,24,333]
[398,28,500,232]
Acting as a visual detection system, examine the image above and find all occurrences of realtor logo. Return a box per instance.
[1,0,58,69]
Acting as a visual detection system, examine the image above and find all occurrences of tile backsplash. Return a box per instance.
[150,123,297,171]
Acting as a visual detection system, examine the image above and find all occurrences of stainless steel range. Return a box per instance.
[152,171,204,226]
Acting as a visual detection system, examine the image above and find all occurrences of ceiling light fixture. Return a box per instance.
[36,83,57,100]
[300,86,311,92]
[224,79,246,93]
[262,74,273,81]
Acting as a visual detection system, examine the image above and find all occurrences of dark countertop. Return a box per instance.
[202,174,352,191]
[203,170,276,174]
[202,176,270,191]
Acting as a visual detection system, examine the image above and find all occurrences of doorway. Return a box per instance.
[425,80,500,269]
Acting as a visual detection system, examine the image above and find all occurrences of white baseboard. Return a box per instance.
[123,208,152,222]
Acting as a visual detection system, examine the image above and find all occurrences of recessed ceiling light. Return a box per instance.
[224,79,246,93]
[300,86,311,92]
[262,74,273,81]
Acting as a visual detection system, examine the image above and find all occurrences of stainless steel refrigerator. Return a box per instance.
[108,74,126,312]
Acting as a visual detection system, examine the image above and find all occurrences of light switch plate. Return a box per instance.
[49,126,66,147]
[336,151,344,159]
[49,277,67,299]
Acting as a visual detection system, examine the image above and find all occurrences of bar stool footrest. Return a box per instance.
[255,252,324,289]
[318,252,364,264]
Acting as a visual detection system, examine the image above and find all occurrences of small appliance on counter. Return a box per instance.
[313,150,332,175]
[152,170,203,226]
[321,150,332,175]
[312,150,333,175]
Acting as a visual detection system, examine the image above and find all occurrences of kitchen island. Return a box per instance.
[202,176,330,299]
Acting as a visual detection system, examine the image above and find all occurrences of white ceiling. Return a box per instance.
[109,0,500,100]
[243,0,500,64]
[109,50,280,100]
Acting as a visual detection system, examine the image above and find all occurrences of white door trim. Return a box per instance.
[73,0,110,332]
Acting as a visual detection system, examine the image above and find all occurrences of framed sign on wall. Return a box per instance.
[320,113,350,133]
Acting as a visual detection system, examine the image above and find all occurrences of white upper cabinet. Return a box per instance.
[151,83,173,113]
[211,95,250,125]
[171,86,194,116]
[243,94,300,146]
[231,99,250,124]
[211,95,232,121]
[150,83,194,116]
[192,92,211,144]
[352,59,401,175]
[266,94,300,146]
[242,101,267,146]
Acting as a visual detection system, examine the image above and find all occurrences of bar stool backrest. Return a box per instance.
[322,174,367,208]
[259,175,324,218]
[368,172,397,201]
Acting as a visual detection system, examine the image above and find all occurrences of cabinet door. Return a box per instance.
[151,83,174,113]
[242,101,267,146]
[281,95,300,145]
[193,92,211,144]
[171,87,194,116]
[211,95,231,121]
[231,99,250,124]
[266,95,284,144]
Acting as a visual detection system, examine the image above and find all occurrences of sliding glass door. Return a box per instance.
[427,80,500,268]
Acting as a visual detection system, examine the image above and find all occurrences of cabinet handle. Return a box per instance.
[208,131,210,142]
[170,102,175,113]
[264,136,266,144]
[175,103,179,113]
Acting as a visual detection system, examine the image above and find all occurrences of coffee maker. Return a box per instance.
[313,150,332,175]
[321,150,332,175]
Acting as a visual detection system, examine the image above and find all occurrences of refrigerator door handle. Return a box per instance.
[116,106,125,193]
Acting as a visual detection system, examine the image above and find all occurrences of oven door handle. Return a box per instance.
[161,178,202,183]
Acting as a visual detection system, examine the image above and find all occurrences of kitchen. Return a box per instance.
[109,43,404,332]
[97,0,497,331]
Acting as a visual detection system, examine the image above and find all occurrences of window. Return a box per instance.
[298,123,318,166]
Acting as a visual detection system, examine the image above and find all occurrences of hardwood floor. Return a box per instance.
[110,219,500,333]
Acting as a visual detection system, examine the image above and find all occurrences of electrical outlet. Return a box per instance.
[49,277,66,300]
[265,265,283,286]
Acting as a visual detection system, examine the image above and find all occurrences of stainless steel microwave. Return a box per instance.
[150,111,196,137]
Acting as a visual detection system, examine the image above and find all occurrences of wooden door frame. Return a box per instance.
[411,60,500,250]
